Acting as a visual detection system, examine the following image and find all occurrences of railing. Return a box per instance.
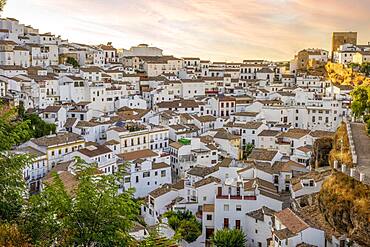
[216,194,257,200]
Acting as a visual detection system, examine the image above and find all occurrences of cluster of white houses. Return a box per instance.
[2,17,366,246]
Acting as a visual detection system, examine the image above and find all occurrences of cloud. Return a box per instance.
[3,0,370,61]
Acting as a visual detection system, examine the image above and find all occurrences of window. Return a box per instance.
[206,214,212,220]
[223,218,229,229]
[124,177,131,183]
[224,204,229,211]
[143,171,150,178]
[235,220,241,230]
[161,170,166,177]
[203,196,207,201]
[236,205,241,211]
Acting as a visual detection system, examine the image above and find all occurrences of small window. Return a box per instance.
[224,204,229,211]
[206,214,212,220]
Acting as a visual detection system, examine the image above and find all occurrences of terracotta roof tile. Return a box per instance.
[274,208,309,234]
[117,149,158,161]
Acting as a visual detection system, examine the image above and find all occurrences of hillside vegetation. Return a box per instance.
[318,172,370,246]
[328,122,352,167]
[325,62,370,87]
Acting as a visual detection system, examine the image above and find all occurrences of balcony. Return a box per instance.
[216,194,256,200]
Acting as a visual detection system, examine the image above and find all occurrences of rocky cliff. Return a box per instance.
[318,172,370,246]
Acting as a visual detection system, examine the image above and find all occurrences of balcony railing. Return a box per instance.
[216,194,257,200]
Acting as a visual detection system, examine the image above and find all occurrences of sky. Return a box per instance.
[3,0,370,61]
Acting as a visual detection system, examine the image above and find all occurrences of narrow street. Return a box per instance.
[350,122,370,184]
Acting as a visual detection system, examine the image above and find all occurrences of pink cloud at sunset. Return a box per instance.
[3,0,370,61]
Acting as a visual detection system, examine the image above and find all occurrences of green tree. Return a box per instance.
[66,57,79,68]
[176,220,201,243]
[211,228,246,247]
[21,173,71,246]
[164,210,201,243]
[359,62,370,76]
[165,210,193,230]
[0,102,55,151]
[350,85,370,118]
[18,103,56,138]
[0,154,31,221]
[0,103,33,221]
[347,62,359,69]
[22,160,141,246]
[244,143,254,159]
[0,103,33,151]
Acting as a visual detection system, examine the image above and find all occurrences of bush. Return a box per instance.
[177,220,201,243]
[164,210,201,243]
[66,57,79,68]
[211,228,246,247]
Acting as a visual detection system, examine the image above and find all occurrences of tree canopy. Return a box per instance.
[211,228,246,247]
[325,62,370,87]
[350,85,370,118]
[164,210,201,243]
[0,102,141,246]
[66,57,80,68]
[243,143,254,159]
[0,103,33,151]
[0,102,56,151]
[21,161,141,246]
